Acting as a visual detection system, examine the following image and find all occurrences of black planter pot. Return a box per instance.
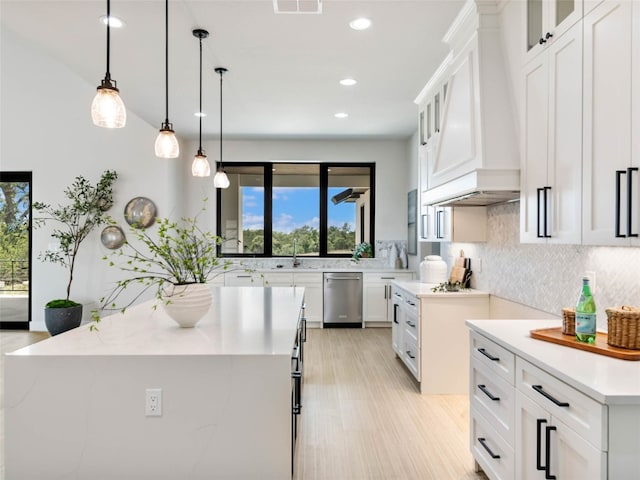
[44,304,83,336]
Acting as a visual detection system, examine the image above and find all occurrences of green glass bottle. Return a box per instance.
[575,277,596,344]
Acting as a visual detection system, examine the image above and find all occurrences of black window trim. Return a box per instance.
[216,161,375,258]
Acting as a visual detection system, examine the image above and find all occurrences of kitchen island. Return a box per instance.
[5,286,305,480]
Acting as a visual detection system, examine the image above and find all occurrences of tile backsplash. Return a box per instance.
[447,201,640,330]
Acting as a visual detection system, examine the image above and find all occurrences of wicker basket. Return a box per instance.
[606,306,640,350]
[561,308,575,335]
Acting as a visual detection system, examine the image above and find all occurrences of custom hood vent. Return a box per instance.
[415,0,520,207]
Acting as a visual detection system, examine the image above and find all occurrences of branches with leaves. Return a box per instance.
[33,170,118,301]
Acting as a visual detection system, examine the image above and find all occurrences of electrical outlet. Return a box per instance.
[584,271,596,294]
[145,388,162,417]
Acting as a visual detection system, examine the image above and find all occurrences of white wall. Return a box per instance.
[180,138,411,242]
[1,27,182,330]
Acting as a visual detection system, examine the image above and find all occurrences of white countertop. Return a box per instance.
[253,267,412,274]
[9,287,304,357]
[467,319,640,405]
[391,279,489,298]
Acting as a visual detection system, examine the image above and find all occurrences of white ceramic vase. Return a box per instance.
[162,283,212,328]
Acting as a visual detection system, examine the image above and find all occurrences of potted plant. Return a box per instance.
[352,241,373,262]
[94,203,234,328]
[33,170,118,335]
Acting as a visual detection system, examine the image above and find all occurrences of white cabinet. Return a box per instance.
[420,205,487,243]
[225,271,293,286]
[524,0,583,61]
[292,272,322,326]
[520,22,582,244]
[363,272,413,325]
[392,283,489,394]
[582,0,640,246]
[515,358,607,480]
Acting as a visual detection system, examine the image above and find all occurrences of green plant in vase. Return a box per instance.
[352,242,373,262]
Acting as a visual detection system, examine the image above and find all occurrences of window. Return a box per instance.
[217,163,374,257]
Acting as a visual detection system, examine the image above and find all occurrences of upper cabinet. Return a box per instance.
[415,0,520,209]
[524,0,584,61]
[520,21,583,244]
[582,0,640,246]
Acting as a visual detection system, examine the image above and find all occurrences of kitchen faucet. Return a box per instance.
[293,238,301,267]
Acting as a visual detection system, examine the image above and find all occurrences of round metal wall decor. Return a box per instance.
[100,225,126,249]
[124,197,157,229]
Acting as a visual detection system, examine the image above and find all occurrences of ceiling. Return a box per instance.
[1,0,465,141]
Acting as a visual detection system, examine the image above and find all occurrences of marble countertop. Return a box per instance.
[391,280,489,298]
[467,319,640,404]
[241,267,413,274]
[9,287,304,357]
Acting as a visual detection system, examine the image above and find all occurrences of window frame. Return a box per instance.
[216,162,375,258]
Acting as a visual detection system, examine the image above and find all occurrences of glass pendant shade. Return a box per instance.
[213,168,230,189]
[91,84,126,128]
[155,125,179,158]
[192,152,211,177]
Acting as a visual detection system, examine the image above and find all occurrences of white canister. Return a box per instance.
[420,255,448,284]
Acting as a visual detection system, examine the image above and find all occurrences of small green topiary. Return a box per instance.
[45,299,81,309]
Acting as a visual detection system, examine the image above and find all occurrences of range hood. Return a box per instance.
[415,0,520,207]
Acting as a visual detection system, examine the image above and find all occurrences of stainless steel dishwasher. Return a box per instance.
[323,272,363,327]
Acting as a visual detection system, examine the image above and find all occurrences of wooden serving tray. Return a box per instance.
[530,327,640,361]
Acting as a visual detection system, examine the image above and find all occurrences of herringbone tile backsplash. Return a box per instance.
[449,202,640,330]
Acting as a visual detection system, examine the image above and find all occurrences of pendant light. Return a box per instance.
[213,67,230,189]
[91,0,126,128]
[191,29,210,177]
[155,0,179,158]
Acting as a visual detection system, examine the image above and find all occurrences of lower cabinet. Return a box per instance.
[363,272,413,325]
[292,272,322,326]
[469,331,610,480]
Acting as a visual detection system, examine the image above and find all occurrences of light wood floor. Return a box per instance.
[293,328,488,480]
[0,328,487,480]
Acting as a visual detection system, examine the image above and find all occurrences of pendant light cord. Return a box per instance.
[198,36,203,153]
[105,0,111,78]
[164,0,169,123]
[219,70,223,169]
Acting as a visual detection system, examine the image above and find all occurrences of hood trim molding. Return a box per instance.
[422,168,519,206]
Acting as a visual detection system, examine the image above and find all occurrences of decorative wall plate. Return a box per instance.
[124,197,156,228]
[101,225,126,249]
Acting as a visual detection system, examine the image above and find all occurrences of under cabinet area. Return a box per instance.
[467,320,640,480]
[391,281,489,394]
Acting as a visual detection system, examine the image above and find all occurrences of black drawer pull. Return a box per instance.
[532,385,570,407]
[478,437,500,459]
[406,350,416,359]
[536,418,547,471]
[545,425,557,479]
[406,320,416,328]
[478,384,500,401]
[477,347,499,362]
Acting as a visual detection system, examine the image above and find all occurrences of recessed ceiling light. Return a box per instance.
[334,112,349,119]
[349,18,371,30]
[99,15,125,28]
[340,78,357,86]
[194,112,207,117]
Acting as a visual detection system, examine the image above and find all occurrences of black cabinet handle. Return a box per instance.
[536,418,547,471]
[545,32,553,40]
[545,425,557,479]
[539,37,547,45]
[477,347,500,362]
[302,317,307,343]
[393,304,399,324]
[616,170,626,237]
[478,384,500,401]
[537,187,544,238]
[532,385,570,407]
[627,167,638,237]
[406,320,416,328]
[292,370,302,415]
[406,350,416,359]
[478,437,501,459]
[436,210,444,238]
[543,186,552,238]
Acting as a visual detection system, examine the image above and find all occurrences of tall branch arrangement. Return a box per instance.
[33,170,118,304]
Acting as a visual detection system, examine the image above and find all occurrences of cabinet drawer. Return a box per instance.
[364,272,412,284]
[470,406,515,480]
[293,272,322,285]
[403,334,420,380]
[471,358,515,444]
[516,357,607,450]
[470,332,515,385]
